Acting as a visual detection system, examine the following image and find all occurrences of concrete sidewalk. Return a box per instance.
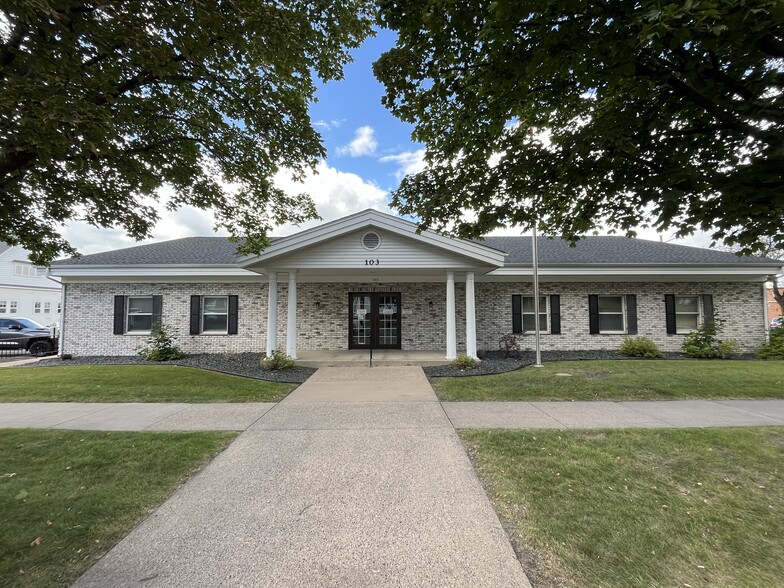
[2,398,783,431]
[71,367,532,588]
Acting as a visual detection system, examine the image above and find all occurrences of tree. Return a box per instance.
[1,1,374,264]
[720,237,784,316]
[374,1,784,254]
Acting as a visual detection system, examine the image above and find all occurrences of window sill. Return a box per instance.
[125,331,151,336]
[597,331,627,335]
[198,331,230,336]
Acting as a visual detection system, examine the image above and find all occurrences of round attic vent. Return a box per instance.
[361,231,381,251]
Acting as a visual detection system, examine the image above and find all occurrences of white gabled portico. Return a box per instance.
[242,209,505,359]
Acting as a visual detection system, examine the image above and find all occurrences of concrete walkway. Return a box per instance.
[2,399,783,431]
[3,373,783,587]
[71,367,532,588]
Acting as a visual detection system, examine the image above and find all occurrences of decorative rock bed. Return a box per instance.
[423,349,756,378]
[34,353,316,384]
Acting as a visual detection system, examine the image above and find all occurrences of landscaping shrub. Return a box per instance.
[450,354,479,370]
[619,336,664,358]
[757,326,784,359]
[138,322,185,361]
[260,350,295,370]
[498,333,521,358]
[682,316,739,358]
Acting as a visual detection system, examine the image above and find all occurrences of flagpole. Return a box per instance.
[532,224,543,367]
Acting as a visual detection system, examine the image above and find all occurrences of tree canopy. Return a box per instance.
[1,1,374,264]
[374,0,784,254]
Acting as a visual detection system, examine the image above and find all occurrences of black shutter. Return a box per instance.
[113,295,125,335]
[626,294,638,335]
[665,294,676,334]
[701,294,714,323]
[588,294,599,334]
[550,294,561,334]
[190,296,201,335]
[228,295,239,335]
[512,295,522,333]
[152,295,163,329]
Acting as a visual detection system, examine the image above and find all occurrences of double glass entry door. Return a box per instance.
[349,292,401,349]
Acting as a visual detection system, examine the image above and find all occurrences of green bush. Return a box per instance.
[138,322,185,361]
[260,350,295,371]
[450,354,479,370]
[619,336,664,358]
[757,327,784,359]
[682,316,739,359]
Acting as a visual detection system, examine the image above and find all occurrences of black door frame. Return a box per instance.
[348,292,402,350]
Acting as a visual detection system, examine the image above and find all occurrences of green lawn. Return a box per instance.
[0,428,237,588]
[433,360,784,401]
[462,427,784,588]
[0,365,295,402]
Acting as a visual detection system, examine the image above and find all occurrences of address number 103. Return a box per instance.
[365,259,380,266]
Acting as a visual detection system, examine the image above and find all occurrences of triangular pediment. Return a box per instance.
[239,210,506,270]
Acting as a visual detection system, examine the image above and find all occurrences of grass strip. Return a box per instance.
[0,365,294,402]
[461,427,784,588]
[0,428,237,588]
[434,359,784,401]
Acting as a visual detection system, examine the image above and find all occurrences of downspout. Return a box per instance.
[762,283,770,340]
[46,271,65,355]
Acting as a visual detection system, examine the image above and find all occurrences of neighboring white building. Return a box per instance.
[0,243,62,327]
[50,210,784,359]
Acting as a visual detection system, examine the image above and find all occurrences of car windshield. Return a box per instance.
[16,318,46,329]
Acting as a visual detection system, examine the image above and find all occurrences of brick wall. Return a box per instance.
[475,281,766,353]
[63,282,266,356]
[63,280,766,356]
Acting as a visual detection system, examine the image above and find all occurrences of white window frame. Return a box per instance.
[201,295,229,334]
[674,295,700,334]
[598,295,626,334]
[9,301,17,314]
[0,301,6,313]
[34,302,42,314]
[521,295,549,333]
[14,263,40,277]
[126,296,154,333]
[57,302,62,314]
[44,302,51,314]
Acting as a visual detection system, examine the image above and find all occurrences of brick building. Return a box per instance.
[50,210,784,358]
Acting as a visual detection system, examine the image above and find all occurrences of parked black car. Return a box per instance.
[0,317,58,356]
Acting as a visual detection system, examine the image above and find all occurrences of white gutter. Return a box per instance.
[487,265,784,277]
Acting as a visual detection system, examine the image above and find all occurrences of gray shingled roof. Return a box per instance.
[480,236,783,265]
[52,235,782,267]
[52,237,244,266]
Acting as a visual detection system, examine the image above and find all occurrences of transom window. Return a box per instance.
[675,296,699,333]
[202,296,229,333]
[522,296,548,332]
[598,296,625,333]
[126,296,154,332]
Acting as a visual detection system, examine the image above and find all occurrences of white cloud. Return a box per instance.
[313,118,345,132]
[272,162,390,235]
[57,163,391,256]
[378,148,426,181]
[337,126,378,157]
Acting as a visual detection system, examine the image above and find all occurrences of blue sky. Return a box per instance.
[61,28,714,254]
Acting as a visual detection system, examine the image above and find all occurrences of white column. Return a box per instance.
[266,271,278,356]
[446,271,457,359]
[286,271,297,359]
[465,272,477,359]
